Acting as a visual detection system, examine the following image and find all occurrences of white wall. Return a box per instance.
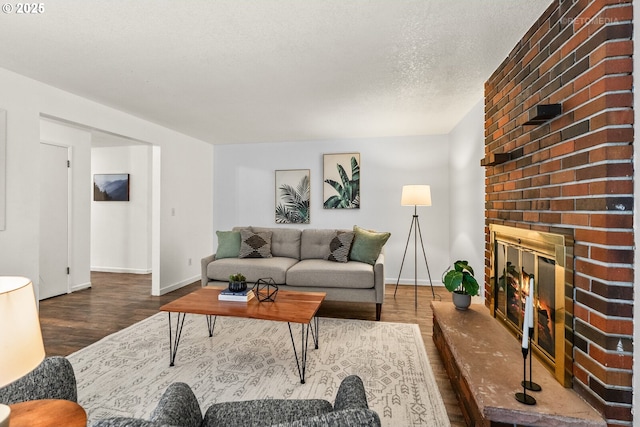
[0,67,213,296]
[448,99,485,295]
[39,119,92,293]
[213,135,451,286]
[91,145,151,274]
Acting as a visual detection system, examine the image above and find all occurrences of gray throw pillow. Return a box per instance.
[239,230,273,258]
[325,231,355,263]
[349,225,390,265]
[215,230,241,259]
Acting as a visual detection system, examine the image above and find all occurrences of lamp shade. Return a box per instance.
[401,185,432,206]
[0,277,45,387]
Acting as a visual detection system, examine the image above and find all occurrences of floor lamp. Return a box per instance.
[394,185,435,309]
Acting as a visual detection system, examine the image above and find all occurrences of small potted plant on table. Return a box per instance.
[228,273,247,292]
[443,260,479,310]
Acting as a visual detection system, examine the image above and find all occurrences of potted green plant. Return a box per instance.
[443,260,479,310]
[228,273,247,292]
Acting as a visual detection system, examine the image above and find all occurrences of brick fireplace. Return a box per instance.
[483,1,633,426]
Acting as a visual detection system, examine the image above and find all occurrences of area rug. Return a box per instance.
[68,313,450,427]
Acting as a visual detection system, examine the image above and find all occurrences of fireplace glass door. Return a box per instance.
[490,224,573,386]
[495,244,555,360]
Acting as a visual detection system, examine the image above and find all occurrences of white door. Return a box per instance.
[39,142,69,300]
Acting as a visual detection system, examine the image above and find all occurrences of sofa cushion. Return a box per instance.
[300,229,339,259]
[203,399,333,427]
[215,230,241,259]
[252,227,301,259]
[325,231,355,263]
[207,257,297,284]
[239,230,273,258]
[286,259,374,289]
[349,225,390,265]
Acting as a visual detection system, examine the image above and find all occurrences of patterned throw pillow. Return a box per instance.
[325,231,355,263]
[239,230,273,258]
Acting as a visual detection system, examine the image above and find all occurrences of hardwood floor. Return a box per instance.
[39,272,465,426]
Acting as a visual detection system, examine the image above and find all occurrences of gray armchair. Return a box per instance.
[93,375,380,427]
[0,356,78,405]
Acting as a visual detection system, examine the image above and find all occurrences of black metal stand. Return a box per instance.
[393,206,435,308]
[522,328,542,391]
[515,347,536,405]
[288,317,319,384]
[168,312,187,367]
[206,315,217,337]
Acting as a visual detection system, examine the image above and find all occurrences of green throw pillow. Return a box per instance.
[215,230,241,259]
[349,225,391,265]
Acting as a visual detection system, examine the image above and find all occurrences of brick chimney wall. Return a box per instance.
[484,1,633,426]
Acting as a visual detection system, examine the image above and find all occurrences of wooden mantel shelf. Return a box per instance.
[431,301,606,427]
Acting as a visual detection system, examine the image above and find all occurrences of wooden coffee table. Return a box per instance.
[9,399,87,427]
[159,287,326,383]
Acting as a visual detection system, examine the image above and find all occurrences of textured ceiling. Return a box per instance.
[0,0,551,144]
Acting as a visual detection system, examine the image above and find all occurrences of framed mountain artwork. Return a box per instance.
[94,173,130,201]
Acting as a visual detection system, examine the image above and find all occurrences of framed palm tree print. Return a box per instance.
[275,169,310,224]
[323,153,360,209]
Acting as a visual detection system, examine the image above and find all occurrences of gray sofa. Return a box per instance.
[93,375,381,427]
[201,227,387,320]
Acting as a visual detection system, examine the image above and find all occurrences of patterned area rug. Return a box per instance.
[68,313,450,426]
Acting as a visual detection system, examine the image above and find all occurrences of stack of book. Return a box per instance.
[218,287,255,302]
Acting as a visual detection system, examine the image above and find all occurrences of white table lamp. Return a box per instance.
[0,277,46,427]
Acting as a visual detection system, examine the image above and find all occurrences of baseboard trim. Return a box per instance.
[91,267,152,274]
[71,281,91,292]
[158,275,200,296]
[390,279,444,286]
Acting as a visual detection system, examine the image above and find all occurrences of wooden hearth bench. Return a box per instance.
[431,301,606,427]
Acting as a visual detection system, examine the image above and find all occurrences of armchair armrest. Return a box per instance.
[92,418,161,427]
[150,382,202,427]
[333,375,369,411]
[270,408,381,427]
[201,254,216,287]
[0,356,77,405]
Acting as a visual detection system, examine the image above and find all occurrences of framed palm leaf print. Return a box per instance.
[323,153,360,209]
[275,169,310,224]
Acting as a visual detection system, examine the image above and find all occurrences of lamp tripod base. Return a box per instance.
[515,392,536,405]
[393,210,435,309]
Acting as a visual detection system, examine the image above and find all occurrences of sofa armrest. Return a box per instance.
[373,252,385,305]
[201,254,216,287]
[269,408,381,427]
[150,382,202,427]
[333,375,369,411]
[0,356,77,405]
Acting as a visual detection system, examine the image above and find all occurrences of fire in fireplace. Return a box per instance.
[489,224,573,387]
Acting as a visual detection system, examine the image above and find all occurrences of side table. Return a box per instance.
[9,399,86,427]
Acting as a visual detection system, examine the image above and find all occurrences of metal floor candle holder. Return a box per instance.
[522,328,542,392]
[515,346,536,405]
